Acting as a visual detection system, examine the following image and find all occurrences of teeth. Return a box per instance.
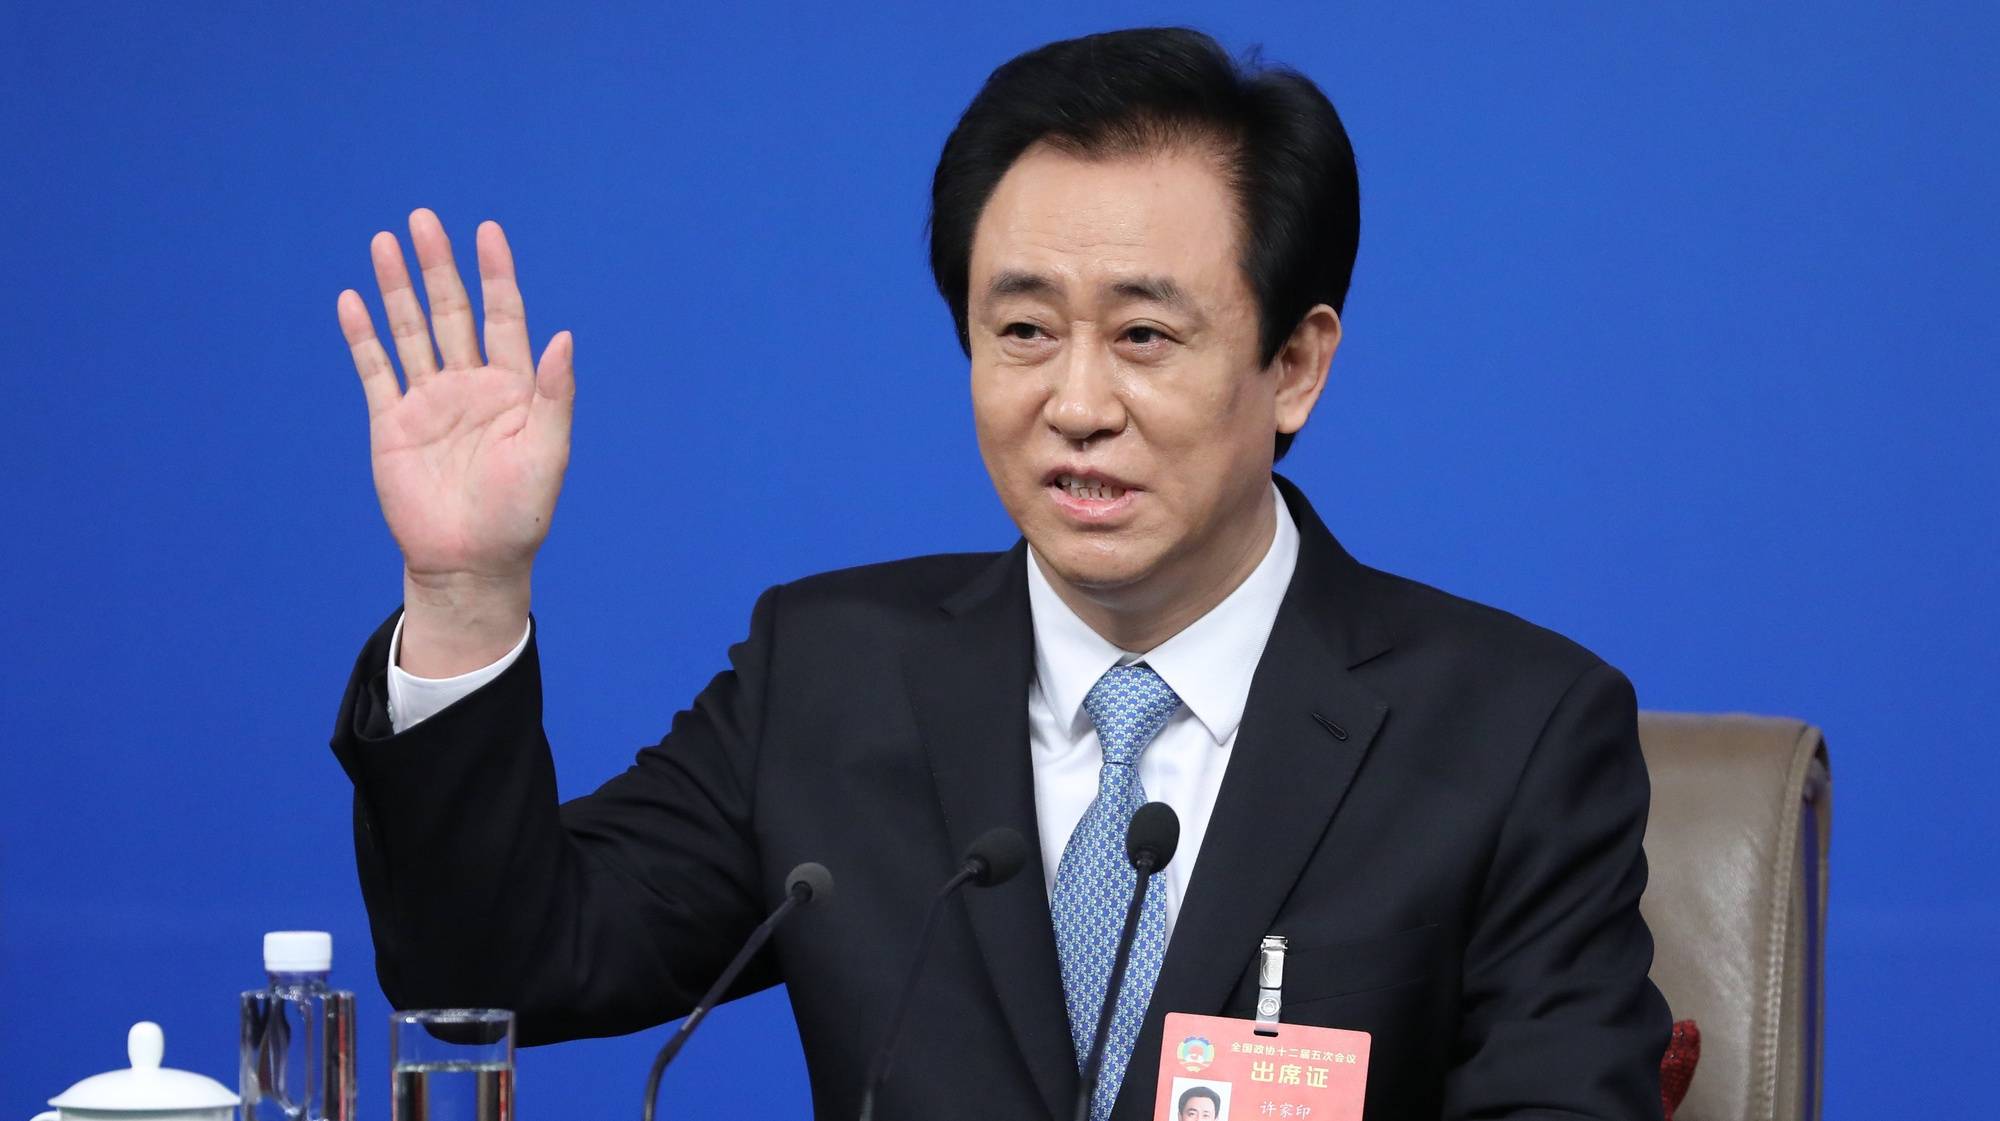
[1056,473,1126,501]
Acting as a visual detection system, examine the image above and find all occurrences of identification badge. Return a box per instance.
[1152,1012,1370,1121]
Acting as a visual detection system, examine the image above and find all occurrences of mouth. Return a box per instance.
[1051,472,1131,501]
[1043,469,1140,522]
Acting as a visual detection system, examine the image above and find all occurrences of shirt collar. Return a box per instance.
[1026,483,1300,746]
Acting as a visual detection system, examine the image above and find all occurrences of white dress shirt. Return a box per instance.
[1023,484,1298,938]
[387,485,1300,939]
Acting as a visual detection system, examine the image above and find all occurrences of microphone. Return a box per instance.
[857,827,1031,1121]
[642,862,834,1121]
[1075,802,1180,1121]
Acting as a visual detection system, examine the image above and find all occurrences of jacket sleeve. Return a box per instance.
[328,587,781,1045]
[1441,661,1672,1120]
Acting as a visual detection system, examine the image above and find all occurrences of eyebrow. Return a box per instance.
[984,269,1203,320]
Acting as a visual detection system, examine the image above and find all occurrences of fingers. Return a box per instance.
[408,208,481,370]
[535,330,576,407]
[336,288,403,418]
[476,221,533,374]
[528,330,577,451]
[358,212,548,399]
[371,230,439,385]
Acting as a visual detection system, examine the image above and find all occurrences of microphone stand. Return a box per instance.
[855,827,1025,1121]
[856,865,980,1121]
[1074,850,1160,1121]
[642,877,815,1121]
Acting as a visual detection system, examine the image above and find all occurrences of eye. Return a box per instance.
[1121,325,1174,347]
[1002,322,1048,341]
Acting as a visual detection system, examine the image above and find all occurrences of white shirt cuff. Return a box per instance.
[385,615,533,732]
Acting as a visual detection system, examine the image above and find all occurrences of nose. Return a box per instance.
[1042,336,1126,446]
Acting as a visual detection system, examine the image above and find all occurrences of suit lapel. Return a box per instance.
[1118,479,1394,1118]
[904,543,1076,1121]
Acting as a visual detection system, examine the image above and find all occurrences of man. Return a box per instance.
[331,27,1669,1121]
[1177,1084,1223,1121]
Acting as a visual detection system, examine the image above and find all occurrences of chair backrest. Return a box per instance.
[1636,712,1830,1121]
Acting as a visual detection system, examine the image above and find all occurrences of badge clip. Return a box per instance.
[1254,934,1287,1033]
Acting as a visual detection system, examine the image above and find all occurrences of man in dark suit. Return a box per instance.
[331,28,1669,1121]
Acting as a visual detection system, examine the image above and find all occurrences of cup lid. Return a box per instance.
[48,1022,241,1112]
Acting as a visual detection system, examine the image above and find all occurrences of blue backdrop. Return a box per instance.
[4,2,1995,1116]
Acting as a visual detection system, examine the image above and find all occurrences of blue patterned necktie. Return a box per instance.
[1051,662,1182,1121]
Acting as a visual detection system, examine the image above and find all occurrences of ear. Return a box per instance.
[1271,304,1341,435]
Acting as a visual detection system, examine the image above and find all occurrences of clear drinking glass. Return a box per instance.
[390,1009,514,1121]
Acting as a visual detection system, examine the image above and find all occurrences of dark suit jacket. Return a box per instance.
[331,478,1669,1120]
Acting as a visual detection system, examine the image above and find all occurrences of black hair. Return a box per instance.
[1178,1084,1224,1114]
[928,27,1360,460]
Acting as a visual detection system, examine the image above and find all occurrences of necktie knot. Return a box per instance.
[1082,662,1182,768]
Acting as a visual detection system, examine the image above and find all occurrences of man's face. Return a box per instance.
[967,142,1327,620]
[1179,1095,1219,1121]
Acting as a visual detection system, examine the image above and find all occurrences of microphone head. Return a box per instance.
[786,861,835,905]
[963,827,1030,887]
[1125,802,1181,871]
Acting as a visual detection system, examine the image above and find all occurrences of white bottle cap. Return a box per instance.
[263,931,333,972]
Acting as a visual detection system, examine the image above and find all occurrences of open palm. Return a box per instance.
[336,210,574,583]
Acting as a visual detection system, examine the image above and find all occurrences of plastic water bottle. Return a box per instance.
[241,930,357,1121]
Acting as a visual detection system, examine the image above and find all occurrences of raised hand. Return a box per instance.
[337,209,574,674]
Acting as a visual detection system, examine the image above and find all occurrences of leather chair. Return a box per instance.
[1637,713,1831,1121]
